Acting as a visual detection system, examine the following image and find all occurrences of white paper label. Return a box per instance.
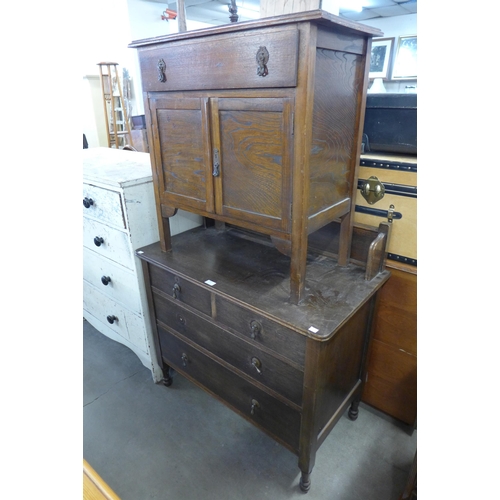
[204,280,216,286]
[308,326,319,334]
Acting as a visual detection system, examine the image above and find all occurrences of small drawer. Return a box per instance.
[83,280,148,353]
[148,264,212,317]
[83,247,141,314]
[158,326,301,452]
[83,218,134,269]
[138,27,299,92]
[83,184,126,229]
[215,296,306,367]
[154,293,304,406]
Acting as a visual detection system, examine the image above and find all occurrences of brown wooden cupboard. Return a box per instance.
[130,10,383,304]
[130,10,392,493]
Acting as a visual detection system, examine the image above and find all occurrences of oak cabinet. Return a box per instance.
[130,11,383,303]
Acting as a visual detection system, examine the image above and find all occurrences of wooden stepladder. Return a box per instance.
[97,62,133,149]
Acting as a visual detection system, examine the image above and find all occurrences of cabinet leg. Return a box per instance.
[299,472,311,493]
[162,365,173,387]
[348,399,359,421]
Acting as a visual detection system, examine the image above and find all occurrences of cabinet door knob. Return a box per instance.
[251,357,262,375]
[250,399,260,415]
[181,353,188,367]
[172,283,181,299]
[249,320,261,339]
[101,276,111,286]
[106,315,118,324]
[94,236,104,247]
[83,197,94,208]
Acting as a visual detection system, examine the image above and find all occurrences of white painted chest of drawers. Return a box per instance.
[83,147,202,381]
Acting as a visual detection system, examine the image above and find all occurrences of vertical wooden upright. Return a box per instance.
[97,62,134,149]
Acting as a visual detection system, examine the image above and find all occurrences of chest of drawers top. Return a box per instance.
[83,148,153,189]
[137,226,389,340]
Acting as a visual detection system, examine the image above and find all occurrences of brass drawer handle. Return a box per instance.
[250,399,260,415]
[181,353,188,367]
[172,283,181,299]
[249,320,261,339]
[251,357,262,375]
[157,59,166,82]
[256,46,269,77]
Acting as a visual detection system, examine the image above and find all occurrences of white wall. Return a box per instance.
[83,0,217,144]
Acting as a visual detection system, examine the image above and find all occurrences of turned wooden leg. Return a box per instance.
[162,365,173,387]
[299,471,311,493]
[348,399,359,421]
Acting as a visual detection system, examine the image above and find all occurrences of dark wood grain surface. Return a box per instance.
[137,226,389,339]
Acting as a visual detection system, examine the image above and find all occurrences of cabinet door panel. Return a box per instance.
[212,97,292,233]
[149,97,214,213]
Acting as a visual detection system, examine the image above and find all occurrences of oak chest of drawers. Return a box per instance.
[83,148,202,381]
[137,226,390,491]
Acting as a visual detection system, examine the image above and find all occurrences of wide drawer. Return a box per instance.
[154,292,304,406]
[83,218,134,269]
[158,326,301,452]
[83,247,141,314]
[83,281,148,353]
[148,264,212,317]
[215,296,306,367]
[83,183,126,229]
[138,26,299,92]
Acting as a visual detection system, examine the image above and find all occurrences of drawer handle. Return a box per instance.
[250,399,260,415]
[172,283,181,299]
[106,315,118,324]
[251,357,262,375]
[83,197,94,208]
[101,276,111,286]
[256,46,269,77]
[94,236,104,247]
[157,58,166,82]
[249,320,261,339]
[176,313,186,326]
[181,353,188,367]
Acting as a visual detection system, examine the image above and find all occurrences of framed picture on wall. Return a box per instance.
[392,35,417,80]
[369,38,394,80]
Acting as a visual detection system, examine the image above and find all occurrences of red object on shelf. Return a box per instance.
[161,9,177,21]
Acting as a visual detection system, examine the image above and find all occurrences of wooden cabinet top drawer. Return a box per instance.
[137,27,299,92]
[157,326,301,452]
[148,263,212,317]
[83,184,125,229]
[154,293,304,407]
[215,296,306,367]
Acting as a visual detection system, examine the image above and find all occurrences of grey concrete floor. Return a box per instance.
[83,319,417,500]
